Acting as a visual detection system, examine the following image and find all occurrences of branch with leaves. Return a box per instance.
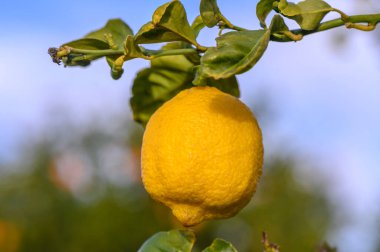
[49,0,379,127]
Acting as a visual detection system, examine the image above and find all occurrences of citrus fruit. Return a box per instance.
[141,86,263,226]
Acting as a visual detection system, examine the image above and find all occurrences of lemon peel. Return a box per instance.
[141,86,263,226]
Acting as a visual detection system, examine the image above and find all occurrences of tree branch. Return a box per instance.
[271,13,380,42]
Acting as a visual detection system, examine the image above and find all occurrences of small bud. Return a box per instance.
[111,68,124,80]
[48,47,61,65]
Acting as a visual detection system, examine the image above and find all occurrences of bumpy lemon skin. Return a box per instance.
[141,86,264,226]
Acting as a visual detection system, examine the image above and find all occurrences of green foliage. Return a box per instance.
[269,15,290,34]
[85,19,134,49]
[48,0,380,125]
[138,229,195,252]
[135,1,197,46]
[86,19,136,80]
[191,15,206,38]
[60,39,110,66]
[194,30,270,84]
[63,38,110,51]
[274,0,333,30]
[135,229,238,252]
[130,43,194,126]
[0,133,172,252]
[202,239,238,252]
[56,19,133,78]
[256,0,278,28]
[130,42,239,126]
[200,0,223,28]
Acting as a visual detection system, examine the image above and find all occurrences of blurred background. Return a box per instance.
[1,0,380,251]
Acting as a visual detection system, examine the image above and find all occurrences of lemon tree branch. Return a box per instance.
[271,13,380,42]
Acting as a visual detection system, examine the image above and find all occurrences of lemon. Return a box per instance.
[141,86,263,226]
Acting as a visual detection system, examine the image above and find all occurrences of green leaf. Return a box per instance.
[60,19,133,75]
[269,15,295,42]
[130,44,194,125]
[61,38,111,67]
[277,0,332,30]
[137,229,195,252]
[202,239,238,252]
[191,15,206,38]
[200,0,222,28]
[63,38,110,50]
[194,29,270,83]
[124,35,146,59]
[135,1,197,46]
[130,42,239,126]
[153,1,196,45]
[130,67,191,125]
[269,14,290,33]
[203,75,240,98]
[85,18,133,49]
[175,41,202,65]
[276,0,299,15]
[134,22,181,44]
[256,0,278,28]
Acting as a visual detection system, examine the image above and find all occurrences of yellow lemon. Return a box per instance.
[141,86,263,226]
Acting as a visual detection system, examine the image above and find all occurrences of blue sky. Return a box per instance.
[1,1,380,251]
